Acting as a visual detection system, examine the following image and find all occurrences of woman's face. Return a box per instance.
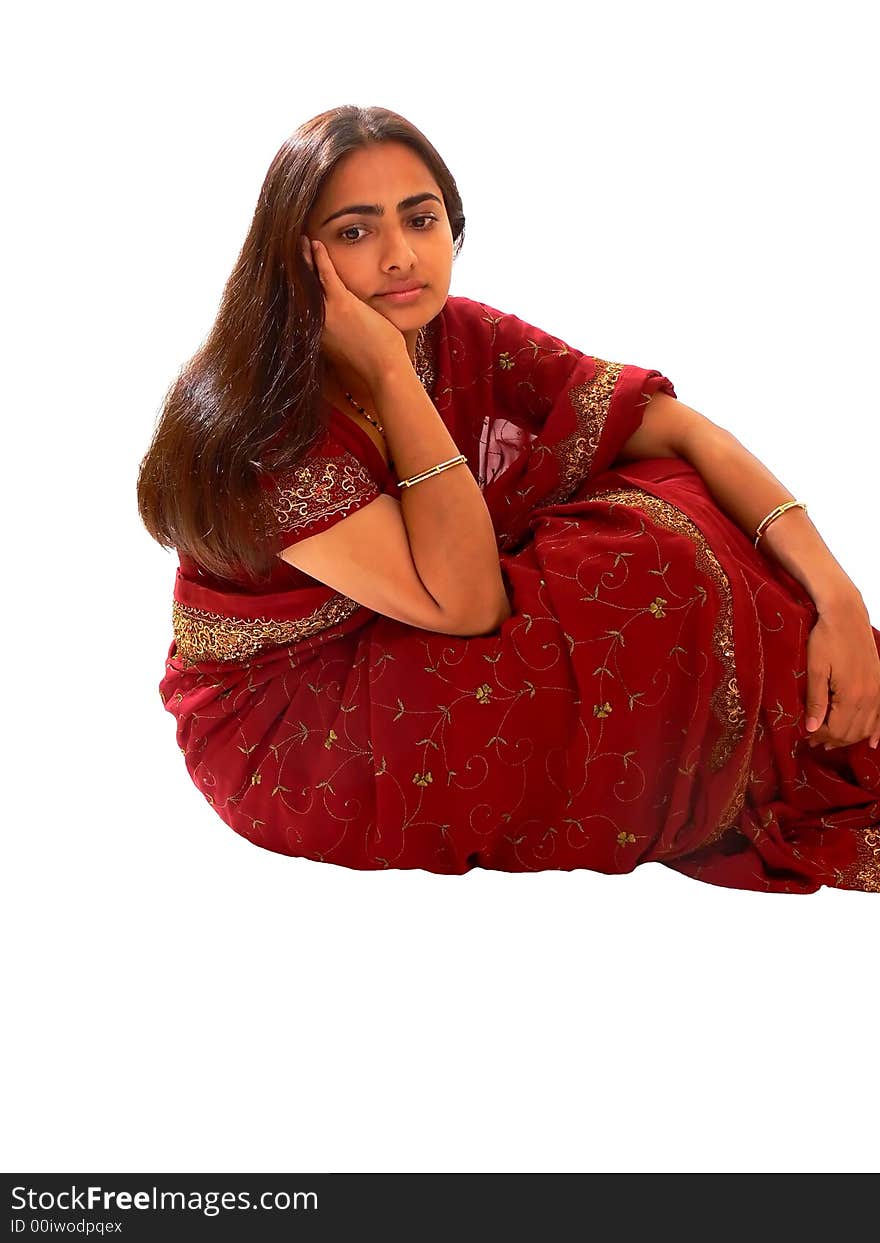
[304,141,454,328]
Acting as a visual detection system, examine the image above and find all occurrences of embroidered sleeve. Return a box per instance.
[268,434,381,553]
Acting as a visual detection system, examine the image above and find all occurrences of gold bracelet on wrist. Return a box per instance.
[753,500,808,548]
[396,454,468,490]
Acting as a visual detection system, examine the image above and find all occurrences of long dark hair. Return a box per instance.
[136,105,466,585]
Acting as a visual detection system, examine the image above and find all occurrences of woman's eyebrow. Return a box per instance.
[320,192,442,226]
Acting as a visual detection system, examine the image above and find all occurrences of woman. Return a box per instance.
[138,105,880,893]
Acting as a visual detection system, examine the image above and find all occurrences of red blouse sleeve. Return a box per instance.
[265,426,382,554]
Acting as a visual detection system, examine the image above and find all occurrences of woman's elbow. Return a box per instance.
[470,591,514,635]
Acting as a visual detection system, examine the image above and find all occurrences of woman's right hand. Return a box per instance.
[301,235,410,389]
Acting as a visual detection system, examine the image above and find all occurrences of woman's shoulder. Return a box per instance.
[442,293,575,346]
[442,293,510,326]
[440,294,584,371]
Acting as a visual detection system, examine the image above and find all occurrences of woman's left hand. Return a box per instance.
[804,593,880,750]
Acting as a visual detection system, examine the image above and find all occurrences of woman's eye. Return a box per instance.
[337,214,438,244]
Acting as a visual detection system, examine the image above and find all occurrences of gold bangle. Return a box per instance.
[753,500,808,548]
[396,454,468,490]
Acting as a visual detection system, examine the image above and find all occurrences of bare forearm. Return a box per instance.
[682,423,862,611]
[370,359,510,628]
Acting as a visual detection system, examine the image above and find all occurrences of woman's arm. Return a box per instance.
[678,414,864,612]
[674,404,879,751]
[370,359,512,630]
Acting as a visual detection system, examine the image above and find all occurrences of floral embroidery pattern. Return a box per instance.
[271,450,379,541]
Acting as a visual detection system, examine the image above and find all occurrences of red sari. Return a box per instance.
[159,296,880,892]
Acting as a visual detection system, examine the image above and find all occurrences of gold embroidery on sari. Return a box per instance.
[415,316,438,395]
[270,451,378,537]
[837,825,880,892]
[583,485,749,844]
[171,594,362,668]
[536,357,625,506]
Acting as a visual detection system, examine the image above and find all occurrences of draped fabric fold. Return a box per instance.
[159,295,880,892]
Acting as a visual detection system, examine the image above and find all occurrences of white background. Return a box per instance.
[4,0,878,1174]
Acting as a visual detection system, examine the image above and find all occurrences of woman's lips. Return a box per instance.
[378,286,426,304]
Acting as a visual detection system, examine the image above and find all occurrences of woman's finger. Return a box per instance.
[823,701,875,749]
[309,240,355,304]
[311,238,331,272]
[300,235,316,270]
[806,698,880,749]
[825,700,856,749]
[850,705,880,749]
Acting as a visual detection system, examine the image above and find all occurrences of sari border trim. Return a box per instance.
[836,825,880,891]
[170,593,363,668]
[582,484,751,847]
